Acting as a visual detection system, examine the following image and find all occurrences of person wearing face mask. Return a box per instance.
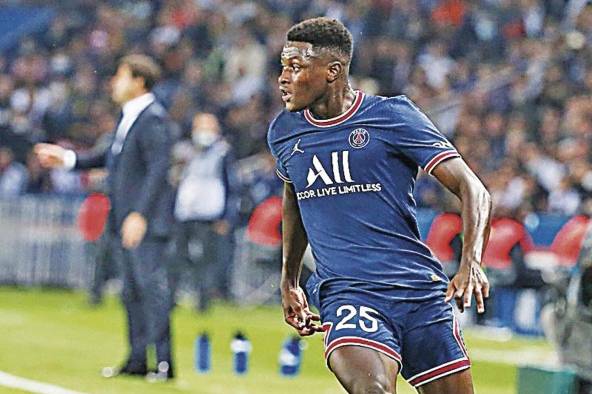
[172,112,236,312]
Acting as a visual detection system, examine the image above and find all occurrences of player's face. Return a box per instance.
[278,41,328,112]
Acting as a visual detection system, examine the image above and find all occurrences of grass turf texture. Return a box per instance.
[0,288,551,394]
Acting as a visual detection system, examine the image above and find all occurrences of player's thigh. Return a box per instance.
[320,294,402,394]
[401,300,471,389]
[329,346,398,394]
[416,368,474,394]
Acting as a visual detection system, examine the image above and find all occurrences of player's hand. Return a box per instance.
[445,261,490,314]
[34,143,67,168]
[121,212,147,249]
[281,286,323,336]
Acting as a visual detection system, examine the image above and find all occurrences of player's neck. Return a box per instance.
[308,85,356,120]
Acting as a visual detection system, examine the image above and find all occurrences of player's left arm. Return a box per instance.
[432,157,492,313]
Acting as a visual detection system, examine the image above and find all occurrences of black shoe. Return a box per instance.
[101,362,147,378]
[146,361,174,382]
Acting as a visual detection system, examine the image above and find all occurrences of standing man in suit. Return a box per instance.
[35,54,176,380]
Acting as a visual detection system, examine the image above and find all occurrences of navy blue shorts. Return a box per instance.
[307,279,470,388]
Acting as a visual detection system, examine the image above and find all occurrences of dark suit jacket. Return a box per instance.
[75,101,175,238]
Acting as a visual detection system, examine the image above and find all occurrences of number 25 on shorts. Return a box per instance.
[335,305,379,333]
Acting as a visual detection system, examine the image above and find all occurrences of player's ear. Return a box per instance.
[326,61,343,83]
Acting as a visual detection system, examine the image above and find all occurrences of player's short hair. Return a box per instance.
[119,54,161,90]
[287,17,353,63]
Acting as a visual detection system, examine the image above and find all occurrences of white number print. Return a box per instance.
[335,305,357,330]
[335,305,379,333]
[359,306,379,333]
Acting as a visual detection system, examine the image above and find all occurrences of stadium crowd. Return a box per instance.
[0,0,591,220]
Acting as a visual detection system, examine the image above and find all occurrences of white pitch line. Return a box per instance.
[0,371,87,394]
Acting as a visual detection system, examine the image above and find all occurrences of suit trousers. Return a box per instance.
[89,222,118,304]
[118,237,173,367]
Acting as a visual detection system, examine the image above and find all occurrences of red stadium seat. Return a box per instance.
[482,218,539,287]
[483,218,534,270]
[549,215,589,268]
[77,193,110,242]
[425,213,462,277]
[246,196,283,247]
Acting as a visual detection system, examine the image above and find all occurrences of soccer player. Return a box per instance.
[267,18,491,394]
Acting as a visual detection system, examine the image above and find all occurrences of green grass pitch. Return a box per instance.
[0,288,552,393]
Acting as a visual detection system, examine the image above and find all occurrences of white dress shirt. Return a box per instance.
[64,93,155,169]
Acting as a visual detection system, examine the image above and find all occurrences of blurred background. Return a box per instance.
[0,0,591,393]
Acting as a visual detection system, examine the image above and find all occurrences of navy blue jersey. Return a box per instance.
[267,91,460,290]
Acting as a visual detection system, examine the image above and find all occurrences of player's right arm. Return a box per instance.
[268,113,322,335]
[280,182,322,336]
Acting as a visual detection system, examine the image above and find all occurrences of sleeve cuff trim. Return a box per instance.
[276,169,293,183]
[424,150,460,174]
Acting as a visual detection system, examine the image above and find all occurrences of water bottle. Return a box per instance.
[195,332,211,373]
[279,335,303,377]
[231,331,251,375]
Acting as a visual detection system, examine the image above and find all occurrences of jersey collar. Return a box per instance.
[303,90,365,128]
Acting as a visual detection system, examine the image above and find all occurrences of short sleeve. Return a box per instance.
[267,116,293,183]
[390,97,460,175]
[274,159,292,183]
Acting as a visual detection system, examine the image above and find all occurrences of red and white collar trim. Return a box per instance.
[304,90,365,128]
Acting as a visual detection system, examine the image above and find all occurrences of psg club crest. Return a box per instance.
[348,128,369,149]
